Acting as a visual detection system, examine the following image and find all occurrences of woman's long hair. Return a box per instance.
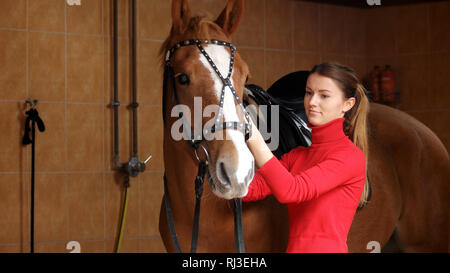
[310,62,370,208]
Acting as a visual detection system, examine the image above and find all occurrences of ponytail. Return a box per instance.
[344,84,370,208]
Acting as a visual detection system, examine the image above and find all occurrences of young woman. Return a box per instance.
[243,62,370,253]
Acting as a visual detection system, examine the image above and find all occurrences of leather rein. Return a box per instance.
[162,39,250,253]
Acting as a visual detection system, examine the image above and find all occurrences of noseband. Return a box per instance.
[163,39,248,253]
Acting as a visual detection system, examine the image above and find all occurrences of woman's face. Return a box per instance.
[304,73,355,126]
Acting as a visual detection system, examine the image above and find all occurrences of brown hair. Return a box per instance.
[310,62,370,208]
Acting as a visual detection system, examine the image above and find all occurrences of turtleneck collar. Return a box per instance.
[307,117,346,144]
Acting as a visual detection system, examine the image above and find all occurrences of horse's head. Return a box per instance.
[162,0,254,200]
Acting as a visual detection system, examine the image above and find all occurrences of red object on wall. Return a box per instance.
[381,65,395,102]
[369,66,381,101]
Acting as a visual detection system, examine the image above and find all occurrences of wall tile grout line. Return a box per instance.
[64,0,70,248]
[102,0,107,251]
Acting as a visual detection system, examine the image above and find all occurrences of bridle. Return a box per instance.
[162,39,251,253]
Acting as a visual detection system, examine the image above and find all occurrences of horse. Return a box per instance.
[159,0,450,253]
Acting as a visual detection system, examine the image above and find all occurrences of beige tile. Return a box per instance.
[34,174,67,242]
[66,104,103,171]
[407,110,450,154]
[139,172,164,237]
[138,106,164,171]
[36,241,69,253]
[320,4,347,55]
[104,173,140,241]
[67,35,103,103]
[395,4,428,54]
[238,48,264,87]
[137,40,163,106]
[140,237,167,253]
[265,50,294,89]
[34,103,66,171]
[0,244,26,253]
[107,238,139,253]
[0,0,26,29]
[429,52,450,109]
[0,102,28,172]
[366,6,396,57]
[67,0,102,35]
[0,174,29,244]
[28,0,65,32]
[138,0,171,40]
[233,0,265,48]
[345,8,366,56]
[429,1,450,52]
[74,240,105,253]
[346,56,367,83]
[29,32,65,101]
[293,1,319,52]
[266,0,292,50]
[396,54,429,111]
[0,30,26,100]
[67,173,104,241]
[190,0,227,18]
[321,54,348,67]
[294,52,320,72]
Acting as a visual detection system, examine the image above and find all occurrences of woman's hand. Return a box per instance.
[247,117,274,168]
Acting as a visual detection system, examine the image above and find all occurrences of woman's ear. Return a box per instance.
[172,0,191,34]
[215,0,244,36]
[343,97,356,113]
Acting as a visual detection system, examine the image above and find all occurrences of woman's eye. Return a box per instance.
[322,95,328,98]
[177,74,190,85]
[305,91,312,95]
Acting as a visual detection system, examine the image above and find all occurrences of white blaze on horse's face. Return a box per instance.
[198,44,254,199]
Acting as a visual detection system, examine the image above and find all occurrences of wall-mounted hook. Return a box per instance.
[25,98,38,109]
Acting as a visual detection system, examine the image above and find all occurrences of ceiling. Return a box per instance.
[296,0,450,8]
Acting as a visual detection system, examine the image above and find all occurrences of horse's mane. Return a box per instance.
[159,15,225,68]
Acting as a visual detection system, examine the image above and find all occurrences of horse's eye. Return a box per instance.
[245,75,249,83]
[177,74,190,85]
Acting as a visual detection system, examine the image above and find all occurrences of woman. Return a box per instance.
[243,62,370,253]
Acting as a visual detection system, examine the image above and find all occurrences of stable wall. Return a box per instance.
[0,0,448,253]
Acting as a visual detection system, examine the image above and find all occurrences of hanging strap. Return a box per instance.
[233,198,246,253]
[22,109,45,145]
[163,174,182,253]
[190,161,207,253]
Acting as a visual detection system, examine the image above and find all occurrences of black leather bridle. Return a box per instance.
[162,39,251,253]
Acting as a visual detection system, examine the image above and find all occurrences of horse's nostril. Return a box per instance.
[219,162,231,186]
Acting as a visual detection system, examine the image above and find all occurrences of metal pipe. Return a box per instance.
[130,0,138,158]
[113,0,121,168]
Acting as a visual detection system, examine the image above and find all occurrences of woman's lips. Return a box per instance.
[309,110,320,115]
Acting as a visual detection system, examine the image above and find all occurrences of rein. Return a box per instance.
[162,39,249,253]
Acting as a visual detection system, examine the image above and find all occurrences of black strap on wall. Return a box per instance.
[22,107,45,253]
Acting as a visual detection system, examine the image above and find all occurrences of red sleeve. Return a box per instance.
[257,150,366,204]
[242,151,291,202]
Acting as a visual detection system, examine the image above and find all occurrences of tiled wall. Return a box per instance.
[0,0,448,253]
[365,2,450,152]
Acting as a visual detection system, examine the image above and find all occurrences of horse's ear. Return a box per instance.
[215,0,244,36]
[172,0,191,33]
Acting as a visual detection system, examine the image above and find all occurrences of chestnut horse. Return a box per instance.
[159,0,450,252]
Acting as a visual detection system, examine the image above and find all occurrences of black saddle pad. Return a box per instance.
[244,71,312,159]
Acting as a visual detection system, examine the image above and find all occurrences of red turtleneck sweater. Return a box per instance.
[243,117,366,253]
